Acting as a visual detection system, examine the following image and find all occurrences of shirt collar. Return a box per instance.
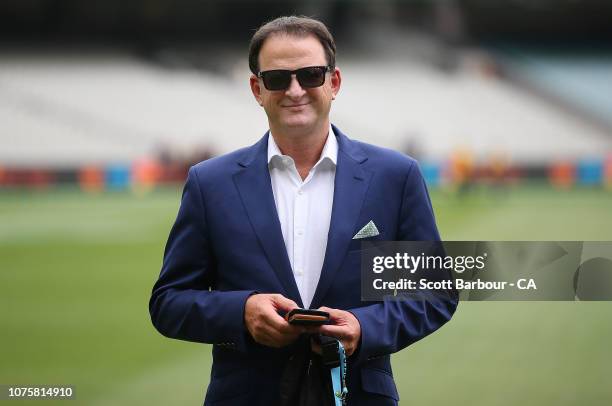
[267,124,338,167]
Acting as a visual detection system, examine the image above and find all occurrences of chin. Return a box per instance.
[281,115,315,130]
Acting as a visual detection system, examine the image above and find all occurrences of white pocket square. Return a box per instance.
[353,220,380,239]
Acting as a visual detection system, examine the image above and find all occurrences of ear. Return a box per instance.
[250,74,264,106]
[330,67,342,100]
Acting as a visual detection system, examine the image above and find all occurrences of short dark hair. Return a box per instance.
[248,16,336,75]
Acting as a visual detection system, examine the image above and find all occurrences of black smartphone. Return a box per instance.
[285,308,330,326]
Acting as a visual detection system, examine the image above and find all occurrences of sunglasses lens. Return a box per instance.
[262,71,291,91]
[260,67,329,90]
[297,67,326,88]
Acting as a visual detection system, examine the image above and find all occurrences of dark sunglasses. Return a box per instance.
[257,66,333,91]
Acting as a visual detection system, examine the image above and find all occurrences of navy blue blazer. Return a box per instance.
[149,125,457,405]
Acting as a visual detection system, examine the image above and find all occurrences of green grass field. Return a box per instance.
[1,185,612,405]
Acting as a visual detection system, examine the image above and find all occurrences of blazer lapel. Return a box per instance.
[233,133,304,308]
[310,127,371,309]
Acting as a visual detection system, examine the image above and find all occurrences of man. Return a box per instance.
[149,16,457,406]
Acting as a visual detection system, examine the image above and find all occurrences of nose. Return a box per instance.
[284,74,306,98]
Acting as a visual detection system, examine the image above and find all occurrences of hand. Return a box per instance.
[244,293,304,348]
[312,306,361,356]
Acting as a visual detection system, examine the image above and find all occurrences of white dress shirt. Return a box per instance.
[267,126,337,309]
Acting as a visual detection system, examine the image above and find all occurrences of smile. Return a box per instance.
[282,102,310,108]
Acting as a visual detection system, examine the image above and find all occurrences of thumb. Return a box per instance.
[272,294,299,312]
[318,306,339,317]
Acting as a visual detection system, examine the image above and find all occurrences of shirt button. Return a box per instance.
[297,190,303,195]
[296,230,303,236]
[296,269,303,276]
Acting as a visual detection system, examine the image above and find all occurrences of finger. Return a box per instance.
[278,323,306,337]
[266,315,306,339]
[259,325,294,347]
[272,294,299,312]
[266,310,295,332]
[271,326,302,347]
[318,306,344,320]
[318,324,347,338]
[344,343,355,356]
[318,306,343,315]
[257,298,294,327]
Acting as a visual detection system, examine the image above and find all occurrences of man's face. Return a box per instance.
[250,34,341,136]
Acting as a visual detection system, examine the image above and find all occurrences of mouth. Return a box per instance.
[281,102,310,108]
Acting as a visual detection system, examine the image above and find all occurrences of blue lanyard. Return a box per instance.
[330,340,348,406]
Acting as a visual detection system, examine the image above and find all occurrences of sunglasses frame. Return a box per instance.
[257,65,334,91]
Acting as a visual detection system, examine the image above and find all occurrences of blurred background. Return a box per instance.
[1,0,611,405]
